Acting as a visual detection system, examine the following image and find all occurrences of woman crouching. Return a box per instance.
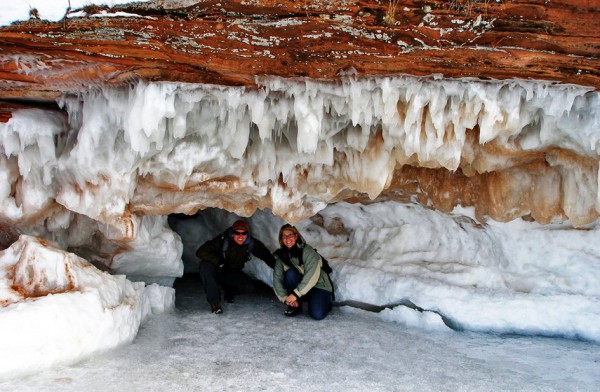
[272,224,333,320]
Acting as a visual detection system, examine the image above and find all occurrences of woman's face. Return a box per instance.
[281,229,298,249]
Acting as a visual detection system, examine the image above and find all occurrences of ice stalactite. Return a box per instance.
[0,74,599,282]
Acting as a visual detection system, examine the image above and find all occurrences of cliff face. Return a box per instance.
[0,1,599,277]
[1,0,598,94]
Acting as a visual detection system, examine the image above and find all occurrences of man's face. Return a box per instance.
[232,229,248,245]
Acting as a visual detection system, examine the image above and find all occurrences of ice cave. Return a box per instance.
[0,0,599,382]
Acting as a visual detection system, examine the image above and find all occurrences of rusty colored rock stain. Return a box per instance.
[64,259,76,291]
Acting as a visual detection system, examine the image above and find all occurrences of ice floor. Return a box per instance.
[2,274,599,392]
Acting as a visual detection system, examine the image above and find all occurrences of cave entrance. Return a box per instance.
[167,208,284,310]
[168,207,284,274]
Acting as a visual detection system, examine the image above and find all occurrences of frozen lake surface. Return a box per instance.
[2,274,599,392]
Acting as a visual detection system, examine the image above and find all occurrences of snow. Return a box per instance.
[0,235,175,379]
[184,203,600,342]
[0,1,152,27]
[110,216,184,286]
[0,274,598,391]
[0,2,599,386]
[0,72,599,383]
[1,201,599,385]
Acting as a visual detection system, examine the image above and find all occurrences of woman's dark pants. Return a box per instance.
[284,268,332,320]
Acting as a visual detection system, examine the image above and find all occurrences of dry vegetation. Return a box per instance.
[383,0,401,26]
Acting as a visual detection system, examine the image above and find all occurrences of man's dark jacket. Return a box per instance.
[196,230,276,270]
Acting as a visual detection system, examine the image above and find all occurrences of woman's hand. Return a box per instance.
[285,294,299,307]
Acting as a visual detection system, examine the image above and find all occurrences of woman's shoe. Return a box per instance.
[284,305,302,317]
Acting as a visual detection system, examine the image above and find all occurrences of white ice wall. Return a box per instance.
[60,76,600,220]
[1,76,597,227]
[1,75,599,288]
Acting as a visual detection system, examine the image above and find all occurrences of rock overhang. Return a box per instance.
[0,0,598,94]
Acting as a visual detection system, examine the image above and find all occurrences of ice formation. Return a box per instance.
[171,204,600,343]
[306,202,600,342]
[1,0,598,381]
[1,73,600,380]
[1,75,599,283]
[0,235,174,379]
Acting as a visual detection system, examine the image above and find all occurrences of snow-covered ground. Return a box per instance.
[1,274,598,392]
[2,201,600,382]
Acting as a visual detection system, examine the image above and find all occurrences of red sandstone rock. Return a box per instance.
[0,0,598,105]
